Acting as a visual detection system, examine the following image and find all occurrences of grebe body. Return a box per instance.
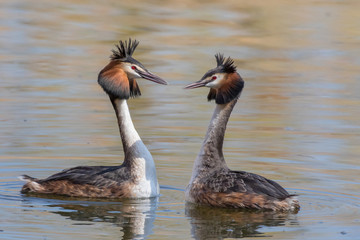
[20,39,166,198]
[185,54,299,211]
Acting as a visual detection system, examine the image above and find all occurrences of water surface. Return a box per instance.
[1,0,360,239]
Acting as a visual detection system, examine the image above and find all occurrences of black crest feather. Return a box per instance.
[111,38,139,61]
[215,53,236,73]
[208,77,244,104]
[205,53,243,104]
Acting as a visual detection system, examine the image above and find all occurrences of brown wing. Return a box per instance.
[200,169,290,199]
[21,165,134,198]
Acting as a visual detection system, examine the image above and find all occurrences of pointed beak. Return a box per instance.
[184,80,207,89]
[136,69,167,85]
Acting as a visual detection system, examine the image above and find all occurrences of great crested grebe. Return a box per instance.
[20,39,167,198]
[184,54,299,211]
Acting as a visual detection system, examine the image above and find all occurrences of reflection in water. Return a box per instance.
[2,0,360,239]
[185,203,298,239]
[46,198,157,240]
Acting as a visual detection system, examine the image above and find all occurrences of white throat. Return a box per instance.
[114,99,142,151]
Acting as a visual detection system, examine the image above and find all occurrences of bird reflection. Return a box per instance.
[48,197,158,240]
[185,203,298,239]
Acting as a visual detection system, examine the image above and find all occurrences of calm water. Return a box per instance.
[1,0,360,239]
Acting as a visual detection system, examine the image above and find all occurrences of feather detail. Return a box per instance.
[98,63,131,99]
[129,78,141,98]
[111,38,139,61]
[207,89,217,102]
[98,62,141,99]
[215,53,236,73]
[207,72,244,104]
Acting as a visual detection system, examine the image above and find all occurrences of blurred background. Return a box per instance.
[0,0,359,239]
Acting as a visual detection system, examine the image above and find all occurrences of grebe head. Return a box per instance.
[185,53,244,104]
[98,38,167,99]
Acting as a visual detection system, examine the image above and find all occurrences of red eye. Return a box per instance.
[131,66,137,70]
[212,76,217,80]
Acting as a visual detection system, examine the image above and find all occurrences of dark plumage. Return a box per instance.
[207,73,244,104]
[201,54,236,80]
[37,166,131,187]
[111,39,136,60]
[20,166,134,198]
[20,39,166,199]
[110,39,146,69]
[200,169,289,199]
[215,53,237,73]
[185,54,242,104]
[185,54,299,211]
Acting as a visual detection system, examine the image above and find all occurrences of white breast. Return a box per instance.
[130,156,159,198]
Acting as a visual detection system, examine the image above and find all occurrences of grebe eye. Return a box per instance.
[131,66,137,70]
[212,76,217,80]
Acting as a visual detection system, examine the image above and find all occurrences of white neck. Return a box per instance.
[112,98,159,197]
[113,99,154,165]
[113,99,142,153]
[189,98,238,183]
